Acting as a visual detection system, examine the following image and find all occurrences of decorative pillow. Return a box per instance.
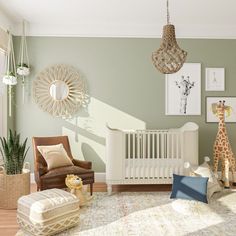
[170,174,209,203]
[190,162,222,199]
[37,144,73,170]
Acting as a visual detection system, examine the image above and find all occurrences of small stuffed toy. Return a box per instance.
[184,156,222,200]
[65,174,92,206]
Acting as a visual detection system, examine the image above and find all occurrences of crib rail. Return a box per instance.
[106,122,199,194]
[124,130,183,180]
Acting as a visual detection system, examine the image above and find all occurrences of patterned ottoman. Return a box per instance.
[17,188,80,236]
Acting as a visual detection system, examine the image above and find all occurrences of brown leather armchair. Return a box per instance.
[32,136,94,195]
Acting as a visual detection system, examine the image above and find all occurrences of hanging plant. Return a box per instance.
[17,63,30,76]
[2,33,17,86]
[17,21,30,78]
[17,20,30,104]
[2,33,17,116]
[2,71,17,86]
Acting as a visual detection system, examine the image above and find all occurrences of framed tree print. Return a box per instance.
[165,63,201,115]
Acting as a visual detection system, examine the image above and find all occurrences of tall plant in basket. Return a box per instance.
[0,130,30,209]
[0,130,29,174]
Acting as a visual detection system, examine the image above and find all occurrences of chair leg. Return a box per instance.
[90,183,93,196]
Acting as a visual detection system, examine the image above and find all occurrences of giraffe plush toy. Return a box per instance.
[213,100,236,188]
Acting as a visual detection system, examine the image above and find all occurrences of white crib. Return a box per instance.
[106,122,199,194]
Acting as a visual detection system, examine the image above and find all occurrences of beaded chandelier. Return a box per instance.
[152,0,187,74]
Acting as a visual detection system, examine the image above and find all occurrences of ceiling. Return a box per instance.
[0,0,236,38]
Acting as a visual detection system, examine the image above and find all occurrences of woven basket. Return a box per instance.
[0,162,30,209]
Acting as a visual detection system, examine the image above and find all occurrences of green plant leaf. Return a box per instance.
[0,129,29,175]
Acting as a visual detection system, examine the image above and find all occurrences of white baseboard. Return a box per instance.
[30,172,106,184]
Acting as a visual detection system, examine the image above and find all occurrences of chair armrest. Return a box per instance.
[35,162,48,177]
[34,166,47,187]
[72,159,92,169]
[39,166,48,176]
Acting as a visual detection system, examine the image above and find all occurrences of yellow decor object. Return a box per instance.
[152,0,187,74]
[65,175,92,206]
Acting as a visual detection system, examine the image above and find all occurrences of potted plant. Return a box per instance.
[0,130,30,209]
[2,71,17,85]
[17,63,30,76]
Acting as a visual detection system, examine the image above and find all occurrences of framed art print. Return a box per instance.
[205,68,225,91]
[206,96,236,123]
[165,63,201,115]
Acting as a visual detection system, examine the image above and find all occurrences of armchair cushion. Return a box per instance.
[41,166,94,180]
[37,144,73,170]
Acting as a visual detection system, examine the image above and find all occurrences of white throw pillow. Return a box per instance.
[190,162,222,199]
[37,144,73,170]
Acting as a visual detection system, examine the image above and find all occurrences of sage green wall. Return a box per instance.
[14,37,236,172]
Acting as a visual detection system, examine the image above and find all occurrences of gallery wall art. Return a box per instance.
[205,68,225,91]
[206,96,236,123]
[165,63,201,115]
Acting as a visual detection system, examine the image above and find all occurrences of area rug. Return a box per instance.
[17,190,236,236]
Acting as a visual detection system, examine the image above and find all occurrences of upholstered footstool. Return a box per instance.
[17,188,80,236]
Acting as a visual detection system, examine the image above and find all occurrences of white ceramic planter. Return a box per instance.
[2,75,17,85]
[17,66,30,76]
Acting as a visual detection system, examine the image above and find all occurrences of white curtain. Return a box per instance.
[0,35,7,139]
[0,28,7,167]
[0,27,7,96]
[0,51,5,96]
[0,27,8,52]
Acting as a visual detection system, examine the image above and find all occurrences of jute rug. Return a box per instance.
[17,190,236,236]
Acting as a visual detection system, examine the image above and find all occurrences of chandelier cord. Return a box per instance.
[166,0,170,24]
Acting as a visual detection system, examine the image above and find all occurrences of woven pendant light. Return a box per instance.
[152,0,187,74]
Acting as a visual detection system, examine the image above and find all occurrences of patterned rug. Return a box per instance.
[17,190,236,236]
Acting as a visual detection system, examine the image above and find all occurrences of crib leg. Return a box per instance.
[107,184,112,195]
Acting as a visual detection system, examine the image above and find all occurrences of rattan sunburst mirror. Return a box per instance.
[33,64,86,118]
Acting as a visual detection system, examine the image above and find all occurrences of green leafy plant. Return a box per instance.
[0,130,29,175]
[5,71,16,77]
[17,63,29,68]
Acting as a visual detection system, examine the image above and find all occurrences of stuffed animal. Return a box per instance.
[65,174,92,206]
[212,101,236,188]
[184,156,222,199]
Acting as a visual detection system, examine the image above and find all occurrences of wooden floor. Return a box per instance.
[0,183,171,236]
